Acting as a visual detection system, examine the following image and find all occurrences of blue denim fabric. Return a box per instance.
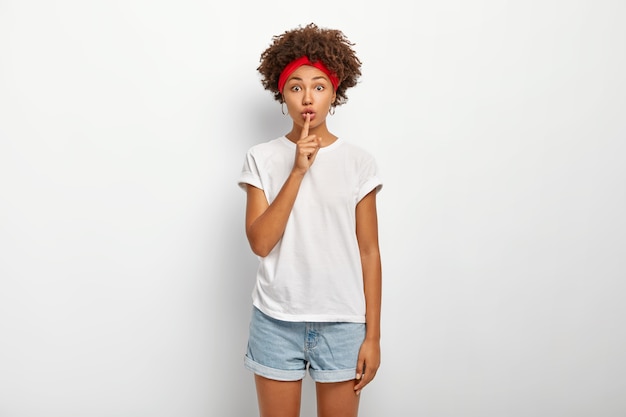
[244,307,366,382]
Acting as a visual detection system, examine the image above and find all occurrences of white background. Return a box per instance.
[1,1,625,416]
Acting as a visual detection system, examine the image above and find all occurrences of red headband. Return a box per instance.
[278,56,340,93]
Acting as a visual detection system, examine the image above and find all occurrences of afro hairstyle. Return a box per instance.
[257,23,362,106]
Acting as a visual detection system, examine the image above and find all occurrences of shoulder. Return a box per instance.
[338,140,378,164]
[246,137,289,157]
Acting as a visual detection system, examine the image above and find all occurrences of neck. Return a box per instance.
[285,122,336,147]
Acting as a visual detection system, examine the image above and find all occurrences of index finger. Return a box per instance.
[300,113,310,140]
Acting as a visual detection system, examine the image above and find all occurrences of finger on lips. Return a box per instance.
[300,113,310,139]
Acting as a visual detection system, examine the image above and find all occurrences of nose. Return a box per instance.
[302,88,313,105]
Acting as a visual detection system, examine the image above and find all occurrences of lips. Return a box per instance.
[301,109,316,119]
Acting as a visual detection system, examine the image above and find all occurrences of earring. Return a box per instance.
[281,102,286,115]
[329,106,336,116]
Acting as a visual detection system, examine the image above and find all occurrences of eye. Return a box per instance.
[290,85,302,92]
[315,85,325,91]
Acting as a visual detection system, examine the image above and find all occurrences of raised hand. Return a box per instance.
[293,113,322,174]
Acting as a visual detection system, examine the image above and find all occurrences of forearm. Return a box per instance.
[354,248,382,394]
[361,250,382,340]
[246,171,305,257]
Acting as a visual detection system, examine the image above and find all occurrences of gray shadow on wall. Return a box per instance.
[208,93,289,415]
[241,95,290,148]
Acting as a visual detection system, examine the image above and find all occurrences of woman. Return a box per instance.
[238,23,382,417]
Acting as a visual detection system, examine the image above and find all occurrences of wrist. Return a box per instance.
[289,168,307,178]
[364,328,380,341]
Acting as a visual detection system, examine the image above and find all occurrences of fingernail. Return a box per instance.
[356,373,361,380]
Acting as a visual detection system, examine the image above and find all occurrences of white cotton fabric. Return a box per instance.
[238,136,382,323]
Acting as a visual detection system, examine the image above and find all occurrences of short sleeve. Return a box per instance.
[357,156,383,202]
[238,149,264,191]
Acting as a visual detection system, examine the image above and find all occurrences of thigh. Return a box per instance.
[316,380,360,417]
[255,375,303,417]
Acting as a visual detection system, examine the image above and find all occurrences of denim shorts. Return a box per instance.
[244,307,366,382]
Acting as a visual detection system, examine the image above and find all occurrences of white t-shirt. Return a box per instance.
[238,136,382,323]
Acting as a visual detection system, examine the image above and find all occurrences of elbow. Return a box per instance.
[247,233,273,258]
[250,243,271,258]
[246,222,280,257]
[359,245,380,260]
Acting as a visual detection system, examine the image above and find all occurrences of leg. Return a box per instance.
[255,374,302,417]
[316,380,360,417]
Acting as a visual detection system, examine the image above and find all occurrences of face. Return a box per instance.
[282,65,337,129]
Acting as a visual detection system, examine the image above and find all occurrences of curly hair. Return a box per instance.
[257,23,362,106]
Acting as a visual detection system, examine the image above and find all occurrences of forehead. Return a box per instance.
[288,65,330,81]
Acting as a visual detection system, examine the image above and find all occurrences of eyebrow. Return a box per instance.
[288,76,329,82]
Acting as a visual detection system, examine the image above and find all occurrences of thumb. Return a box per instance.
[355,356,365,380]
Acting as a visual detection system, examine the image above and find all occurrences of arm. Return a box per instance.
[245,173,302,257]
[353,189,382,395]
[245,115,321,257]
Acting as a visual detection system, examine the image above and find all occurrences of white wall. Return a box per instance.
[1,1,625,416]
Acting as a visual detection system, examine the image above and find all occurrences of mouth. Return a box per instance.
[301,110,316,120]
